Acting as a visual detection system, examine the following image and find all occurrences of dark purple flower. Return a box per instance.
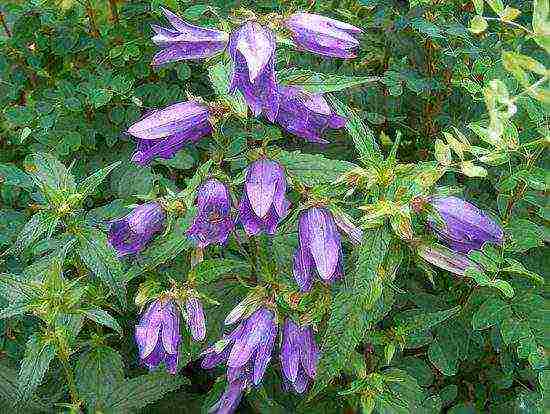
[186,179,235,248]
[280,318,319,394]
[229,21,279,121]
[151,7,228,66]
[428,196,504,253]
[284,12,362,58]
[184,296,206,341]
[135,298,181,374]
[238,159,290,236]
[293,207,343,292]
[417,243,480,276]
[276,86,346,143]
[202,307,277,387]
[127,101,212,166]
[108,202,165,257]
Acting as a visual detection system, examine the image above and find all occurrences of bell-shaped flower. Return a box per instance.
[135,298,181,374]
[186,179,235,248]
[280,318,319,394]
[151,7,228,66]
[209,376,249,414]
[127,101,212,166]
[108,202,165,257]
[238,159,290,236]
[417,242,480,276]
[276,86,346,143]
[284,12,362,58]
[293,207,343,292]
[229,21,279,121]
[184,296,206,341]
[428,196,504,253]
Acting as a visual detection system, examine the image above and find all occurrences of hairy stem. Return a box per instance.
[85,0,100,38]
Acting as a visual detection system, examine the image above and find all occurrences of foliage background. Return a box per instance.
[0,0,547,413]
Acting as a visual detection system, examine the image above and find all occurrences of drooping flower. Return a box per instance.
[127,101,212,166]
[184,296,206,341]
[333,210,363,245]
[135,297,181,374]
[417,242,480,276]
[276,86,346,143]
[229,21,279,121]
[238,159,290,236]
[209,376,249,414]
[293,207,343,292]
[186,179,235,248]
[108,202,165,257]
[280,318,319,394]
[428,196,504,253]
[151,7,228,66]
[284,12,362,58]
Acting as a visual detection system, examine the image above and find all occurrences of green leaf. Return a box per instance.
[472,297,509,330]
[0,163,34,189]
[193,258,251,284]
[29,152,76,196]
[533,0,550,53]
[208,57,248,119]
[8,211,60,254]
[0,362,49,412]
[76,227,126,306]
[486,0,504,15]
[110,162,155,199]
[75,346,124,412]
[278,68,379,93]
[0,274,37,302]
[277,150,357,187]
[182,4,209,20]
[469,15,488,34]
[156,150,195,170]
[0,301,34,319]
[410,17,444,38]
[82,308,122,334]
[501,258,544,285]
[17,335,56,402]
[397,306,461,335]
[89,89,113,108]
[77,161,122,200]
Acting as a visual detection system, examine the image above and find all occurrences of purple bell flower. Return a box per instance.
[135,298,181,374]
[284,12,362,58]
[276,86,346,143]
[238,159,290,236]
[186,179,235,248]
[417,243,480,276]
[293,207,343,292]
[184,296,206,341]
[428,196,504,253]
[151,7,228,66]
[108,202,165,257]
[127,101,212,166]
[209,376,249,414]
[229,21,279,121]
[280,318,319,394]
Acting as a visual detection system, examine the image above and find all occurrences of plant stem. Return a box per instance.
[108,0,119,24]
[84,0,100,38]
[0,11,11,37]
[61,356,80,406]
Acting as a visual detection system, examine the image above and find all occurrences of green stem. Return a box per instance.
[61,356,80,406]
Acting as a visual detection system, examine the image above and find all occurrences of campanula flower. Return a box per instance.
[127,101,212,166]
[284,12,362,58]
[428,196,504,253]
[135,298,181,374]
[184,296,206,341]
[293,207,343,291]
[280,318,319,394]
[209,376,249,414]
[108,202,165,257]
[417,243,480,276]
[186,179,235,248]
[151,7,228,66]
[229,21,279,121]
[238,159,290,236]
[276,86,346,143]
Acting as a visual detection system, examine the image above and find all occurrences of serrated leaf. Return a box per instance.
[397,306,461,335]
[8,211,60,255]
[78,161,122,200]
[533,0,550,53]
[82,308,122,334]
[30,152,75,193]
[0,274,37,302]
[0,301,34,319]
[0,362,49,412]
[208,57,247,119]
[278,68,379,93]
[472,297,510,330]
[17,335,56,402]
[193,258,251,284]
[0,163,34,189]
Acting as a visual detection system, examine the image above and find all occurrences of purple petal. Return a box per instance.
[280,319,301,382]
[185,297,206,341]
[245,160,279,218]
[252,320,277,385]
[232,21,275,83]
[160,300,180,355]
[293,248,313,292]
[151,42,227,66]
[300,326,319,378]
[227,308,273,368]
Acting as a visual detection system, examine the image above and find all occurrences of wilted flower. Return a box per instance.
[280,318,319,394]
[187,179,235,248]
[238,159,290,236]
[184,296,206,341]
[417,242,479,276]
[276,86,346,143]
[127,101,212,166]
[135,298,181,374]
[229,21,279,121]
[428,196,504,253]
[293,207,343,291]
[151,7,228,66]
[284,12,362,58]
[108,202,165,257]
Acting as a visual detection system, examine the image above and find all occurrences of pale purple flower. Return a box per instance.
[127,101,212,166]
[201,307,277,387]
[108,202,165,257]
[280,318,319,394]
[428,196,504,253]
[276,86,346,143]
[417,243,480,276]
[229,21,279,121]
[293,207,343,291]
[333,211,363,245]
[238,159,290,236]
[184,296,206,341]
[151,7,228,66]
[209,376,249,414]
[186,179,235,248]
[135,298,181,374]
[284,12,362,58]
